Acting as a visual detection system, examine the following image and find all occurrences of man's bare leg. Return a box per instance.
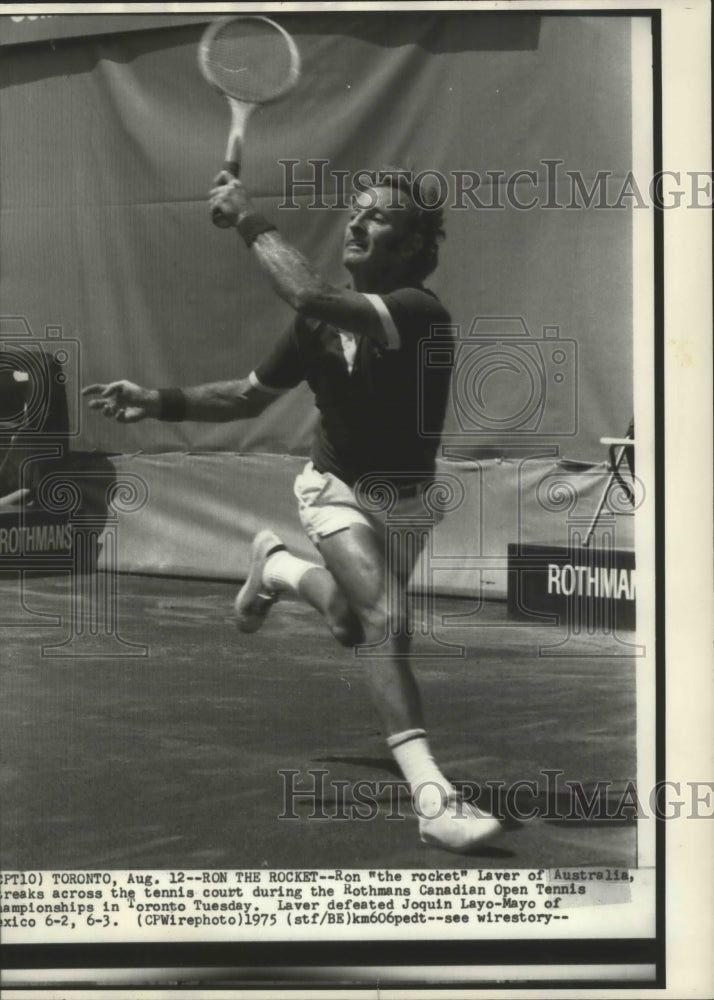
[237,525,501,851]
[316,525,501,850]
[235,529,361,644]
[316,525,424,732]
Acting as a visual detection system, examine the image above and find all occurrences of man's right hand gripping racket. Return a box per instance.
[199,15,301,228]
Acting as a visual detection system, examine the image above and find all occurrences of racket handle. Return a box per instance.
[212,159,242,228]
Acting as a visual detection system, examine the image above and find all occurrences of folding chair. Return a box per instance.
[584,418,636,547]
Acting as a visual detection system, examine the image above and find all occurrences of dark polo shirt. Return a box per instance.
[252,286,452,487]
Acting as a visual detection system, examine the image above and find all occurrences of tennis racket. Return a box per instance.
[199,15,301,228]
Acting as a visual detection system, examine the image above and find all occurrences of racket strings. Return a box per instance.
[205,21,297,103]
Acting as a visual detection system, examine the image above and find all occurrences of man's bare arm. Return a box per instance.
[249,233,391,347]
[208,177,393,348]
[82,377,276,424]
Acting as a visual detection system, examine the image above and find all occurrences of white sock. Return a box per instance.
[387,729,455,819]
[263,550,317,596]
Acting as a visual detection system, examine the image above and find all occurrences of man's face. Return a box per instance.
[342,185,419,287]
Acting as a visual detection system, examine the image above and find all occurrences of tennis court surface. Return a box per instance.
[1,572,636,872]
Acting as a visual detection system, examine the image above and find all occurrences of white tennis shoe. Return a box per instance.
[419,795,502,853]
[234,530,284,633]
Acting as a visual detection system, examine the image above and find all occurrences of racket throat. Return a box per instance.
[224,98,254,175]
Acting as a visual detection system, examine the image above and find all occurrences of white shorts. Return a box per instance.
[294,462,439,546]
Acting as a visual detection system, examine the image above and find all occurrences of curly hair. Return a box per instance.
[372,166,446,283]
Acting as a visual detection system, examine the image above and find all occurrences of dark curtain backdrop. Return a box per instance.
[1,12,633,462]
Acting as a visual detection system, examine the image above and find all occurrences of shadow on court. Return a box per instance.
[0,573,637,871]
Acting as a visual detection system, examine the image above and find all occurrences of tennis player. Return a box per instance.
[84,170,501,853]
